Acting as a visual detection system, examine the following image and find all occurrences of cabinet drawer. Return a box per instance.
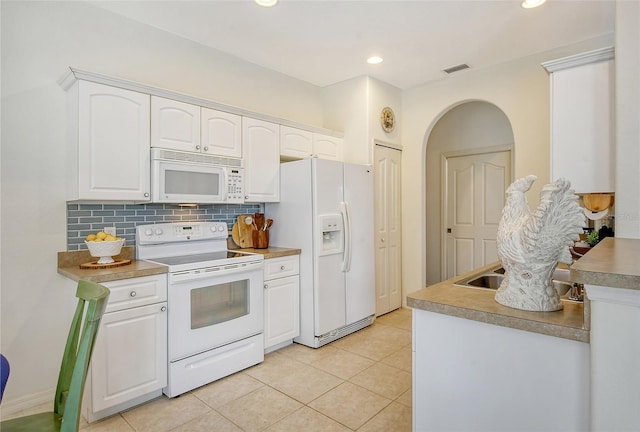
[263,256,299,281]
[103,274,167,313]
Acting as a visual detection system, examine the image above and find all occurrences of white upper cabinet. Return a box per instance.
[543,47,615,193]
[201,108,242,158]
[243,117,280,202]
[312,134,343,161]
[280,126,313,159]
[281,125,343,161]
[151,96,201,152]
[70,80,151,202]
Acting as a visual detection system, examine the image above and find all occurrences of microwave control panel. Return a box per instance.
[227,168,244,203]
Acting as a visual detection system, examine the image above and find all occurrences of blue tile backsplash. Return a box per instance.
[67,203,263,250]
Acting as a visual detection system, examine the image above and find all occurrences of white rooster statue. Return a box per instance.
[495,175,585,311]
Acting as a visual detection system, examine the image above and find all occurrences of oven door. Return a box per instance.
[152,159,226,203]
[167,261,263,362]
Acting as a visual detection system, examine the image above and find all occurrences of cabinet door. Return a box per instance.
[151,96,201,152]
[264,275,300,349]
[243,117,280,202]
[201,108,242,158]
[77,81,150,201]
[313,134,343,161]
[549,58,614,193]
[90,302,167,413]
[280,126,312,159]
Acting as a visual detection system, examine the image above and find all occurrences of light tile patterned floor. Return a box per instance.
[5,308,413,432]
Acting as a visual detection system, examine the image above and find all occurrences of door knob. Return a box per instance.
[447,228,452,233]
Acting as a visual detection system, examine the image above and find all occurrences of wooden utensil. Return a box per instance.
[582,193,614,212]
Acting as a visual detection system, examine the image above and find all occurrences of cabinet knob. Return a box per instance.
[264,283,268,289]
[130,291,137,297]
[195,145,201,150]
[280,265,286,270]
[144,192,150,198]
[203,146,209,152]
[161,306,167,312]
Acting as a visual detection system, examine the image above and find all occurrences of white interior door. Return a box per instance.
[444,150,511,279]
[374,144,402,316]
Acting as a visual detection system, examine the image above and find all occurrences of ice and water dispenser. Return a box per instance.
[318,214,343,255]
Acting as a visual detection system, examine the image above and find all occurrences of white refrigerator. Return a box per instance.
[266,158,375,348]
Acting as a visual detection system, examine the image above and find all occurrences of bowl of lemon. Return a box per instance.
[85,231,125,264]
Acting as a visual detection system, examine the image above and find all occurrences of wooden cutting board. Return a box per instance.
[236,214,255,248]
[80,259,132,269]
[231,222,242,247]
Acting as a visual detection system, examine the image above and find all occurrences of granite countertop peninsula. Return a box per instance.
[570,237,640,290]
[58,246,167,283]
[407,262,588,343]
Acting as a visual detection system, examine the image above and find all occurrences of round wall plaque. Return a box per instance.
[380,106,395,133]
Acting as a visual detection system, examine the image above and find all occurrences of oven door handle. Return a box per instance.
[169,261,263,283]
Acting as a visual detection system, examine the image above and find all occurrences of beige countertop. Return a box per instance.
[236,247,301,259]
[58,246,301,283]
[571,237,640,290]
[407,262,589,343]
[58,246,167,283]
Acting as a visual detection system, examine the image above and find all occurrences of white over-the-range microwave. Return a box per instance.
[151,148,245,204]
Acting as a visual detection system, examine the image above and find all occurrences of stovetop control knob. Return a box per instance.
[154,228,163,236]
[144,228,153,236]
[217,225,225,232]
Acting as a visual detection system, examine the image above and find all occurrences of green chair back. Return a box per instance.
[1,280,110,432]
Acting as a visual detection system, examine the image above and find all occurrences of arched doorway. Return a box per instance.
[425,101,514,285]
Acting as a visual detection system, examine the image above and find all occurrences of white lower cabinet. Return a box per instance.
[263,255,300,352]
[83,274,167,423]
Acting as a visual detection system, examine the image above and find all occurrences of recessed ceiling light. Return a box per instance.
[367,56,383,65]
[255,0,278,7]
[522,0,546,8]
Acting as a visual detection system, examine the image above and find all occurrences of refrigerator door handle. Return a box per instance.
[341,201,352,272]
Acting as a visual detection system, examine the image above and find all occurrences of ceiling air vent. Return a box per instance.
[443,63,470,74]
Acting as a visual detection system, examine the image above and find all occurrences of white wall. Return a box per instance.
[615,0,640,239]
[401,35,614,296]
[322,77,369,164]
[0,0,324,409]
[367,77,402,153]
[323,76,402,165]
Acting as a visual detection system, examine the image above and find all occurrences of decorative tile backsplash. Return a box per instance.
[67,203,263,251]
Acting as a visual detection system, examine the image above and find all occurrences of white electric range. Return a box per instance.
[136,221,264,397]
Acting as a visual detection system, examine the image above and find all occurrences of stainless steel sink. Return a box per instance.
[465,274,504,289]
[455,266,582,300]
